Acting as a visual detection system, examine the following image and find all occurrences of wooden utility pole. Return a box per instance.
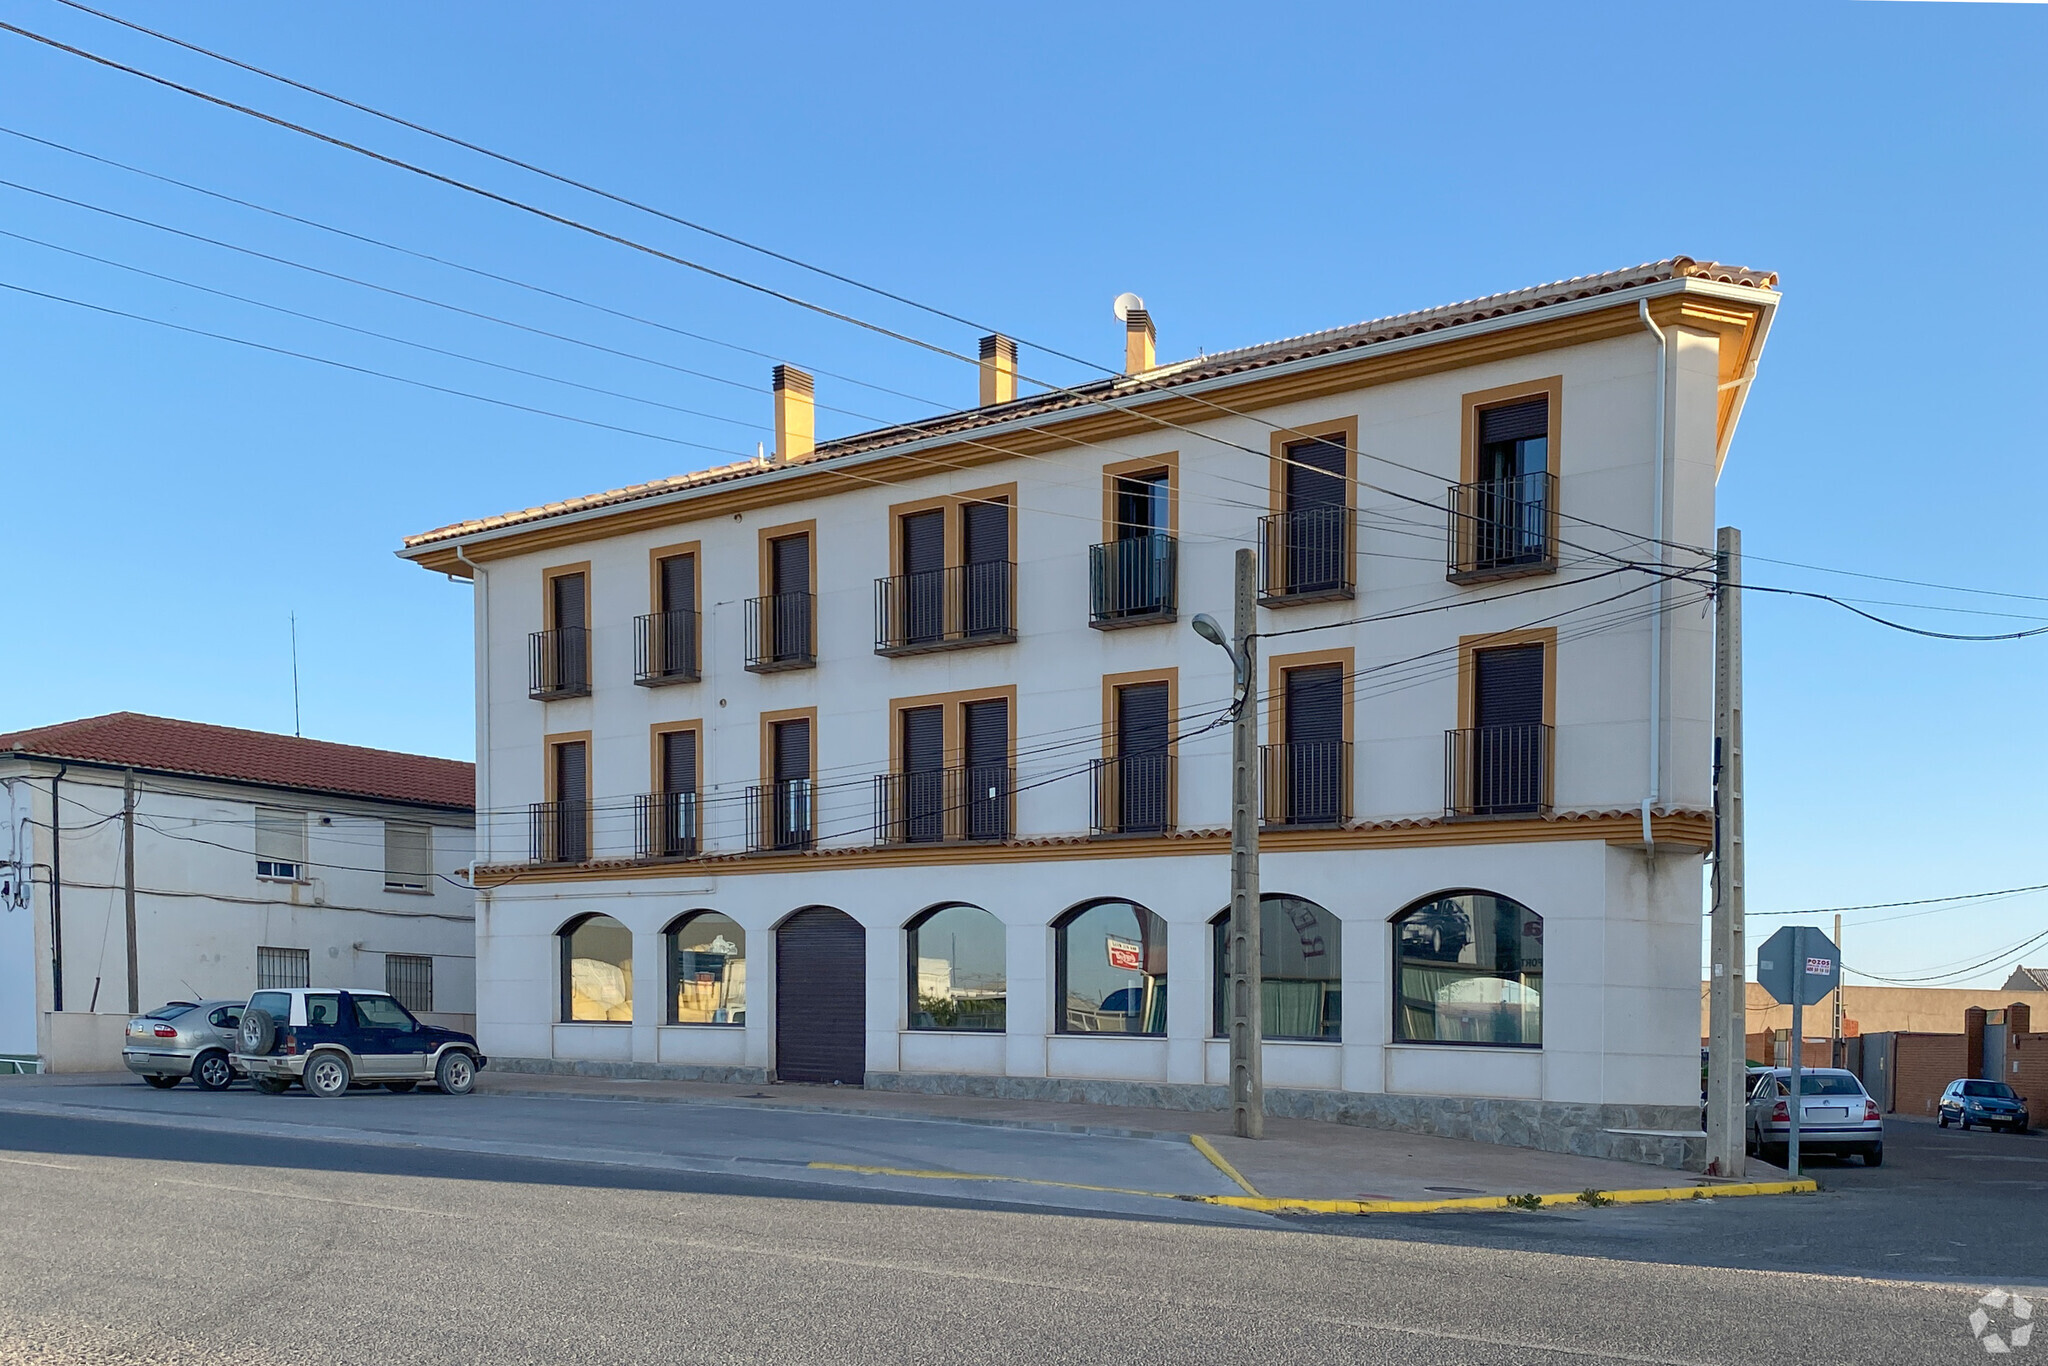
[123,770,139,1015]
[1707,526,1747,1177]
[1227,548,1264,1139]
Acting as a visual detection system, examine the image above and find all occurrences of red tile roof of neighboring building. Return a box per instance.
[0,713,474,811]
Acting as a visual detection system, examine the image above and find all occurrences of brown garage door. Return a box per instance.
[776,907,866,1085]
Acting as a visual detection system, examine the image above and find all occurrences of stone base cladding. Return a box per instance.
[491,1056,769,1086]
[866,1071,1706,1171]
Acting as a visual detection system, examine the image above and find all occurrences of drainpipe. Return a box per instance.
[1637,300,1668,853]
[453,545,490,869]
[49,763,66,1013]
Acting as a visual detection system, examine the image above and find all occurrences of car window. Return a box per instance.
[1800,1075,1864,1097]
[1963,1081,2017,1099]
[305,993,343,1027]
[143,1003,197,1021]
[248,991,291,1022]
[209,1007,243,1030]
[353,996,415,1030]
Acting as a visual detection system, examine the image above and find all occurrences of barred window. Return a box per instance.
[256,946,310,991]
[384,822,433,893]
[385,954,434,1013]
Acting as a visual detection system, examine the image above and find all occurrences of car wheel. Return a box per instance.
[1938,1113,1949,1128]
[384,1081,417,1094]
[303,1051,352,1099]
[252,1076,290,1095]
[1960,1115,1972,1131]
[142,1074,180,1089]
[435,1051,476,1096]
[1863,1144,1883,1167]
[191,1050,235,1091]
[237,1009,277,1057]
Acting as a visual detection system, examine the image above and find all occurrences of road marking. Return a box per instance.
[152,1176,463,1217]
[1188,1134,1261,1196]
[1199,1178,1818,1215]
[806,1161,1184,1200]
[0,1155,83,1170]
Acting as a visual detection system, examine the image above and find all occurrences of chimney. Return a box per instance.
[772,364,813,463]
[1124,307,1156,375]
[978,334,1017,407]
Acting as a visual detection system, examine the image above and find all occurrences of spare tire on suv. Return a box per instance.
[238,1008,276,1057]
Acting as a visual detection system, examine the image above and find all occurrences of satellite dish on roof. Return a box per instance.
[1112,292,1145,323]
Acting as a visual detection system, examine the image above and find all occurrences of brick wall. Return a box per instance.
[2009,1031,2048,1112]
[1892,1033,1968,1117]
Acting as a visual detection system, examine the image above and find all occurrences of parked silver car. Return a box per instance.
[122,999,245,1090]
[1745,1066,1884,1166]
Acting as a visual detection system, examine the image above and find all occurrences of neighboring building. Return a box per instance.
[1709,980,2048,1043]
[401,258,1780,1166]
[2003,966,2048,993]
[0,713,476,1072]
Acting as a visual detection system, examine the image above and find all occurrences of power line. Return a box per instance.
[1751,881,2048,919]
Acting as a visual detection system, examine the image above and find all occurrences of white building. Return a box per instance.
[0,713,477,1072]
[401,258,1779,1166]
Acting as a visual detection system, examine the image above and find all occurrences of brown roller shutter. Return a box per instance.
[963,697,1009,840]
[658,555,695,616]
[900,705,944,843]
[775,907,866,1085]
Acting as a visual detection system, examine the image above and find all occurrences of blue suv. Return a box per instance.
[235,987,487,1098]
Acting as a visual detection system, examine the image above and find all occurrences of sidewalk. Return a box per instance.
[468,1069,1787,1207]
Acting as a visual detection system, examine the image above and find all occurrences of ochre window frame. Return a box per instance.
[646,540,703,677]
[1099,453,1179,544]
[884,482,1020,643]
[541,560,592,632]
[1101,667,1179,832]
[1455,626,1559,813]
[1456,376,1564,579]
[1265,417,1359,517]
[758,706,820,786]
[1264,647,1355,824]
[543,728,595,858]
[648,720,703,794]
[887,685,1019,842]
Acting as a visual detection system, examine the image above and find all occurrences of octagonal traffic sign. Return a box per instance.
[1757,925,1840,1008]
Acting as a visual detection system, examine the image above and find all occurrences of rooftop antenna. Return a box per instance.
[289,611,302,737]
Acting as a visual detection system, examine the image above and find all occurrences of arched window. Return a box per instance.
[1391,891,1542,1046]
[560,913,633,1022]
[665,911,745,1026]
[1056,899,1167,1035]
[1209,895,1341,1040]
[906,903,1006,1032]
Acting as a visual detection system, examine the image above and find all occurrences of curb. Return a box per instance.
[1196,1177,1818,1215]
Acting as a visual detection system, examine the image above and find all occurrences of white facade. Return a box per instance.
[0,759,476,1071]
[409,263,1778,1165]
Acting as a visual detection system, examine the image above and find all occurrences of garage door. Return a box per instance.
[775,907,867,1085]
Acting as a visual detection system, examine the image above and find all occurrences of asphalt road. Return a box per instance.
[0,1094,2036,1364]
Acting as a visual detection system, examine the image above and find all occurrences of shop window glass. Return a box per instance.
[1392,891,1542,1046]
[1210,895,1341,1040]
[561,913,633,1022]
[667,912,746,1025]
[1056,899,1167,1035]
[906,904,1006,1031]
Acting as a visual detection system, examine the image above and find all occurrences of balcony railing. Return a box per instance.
[634,790,699,859]
[744,592,815,672]
[528,799,590,864]
[874,563,1016,655]
[1089,752,1175,836]
[874,766,1014,844]
[745,778,814,851]
[1258,506,1357,604]
[527,628,591,700]
[1445,723,1553,817]
[1088,534,1178,628]
[1260,739,1351,827]
[633,608,700,686]
[1447,471,1556,582]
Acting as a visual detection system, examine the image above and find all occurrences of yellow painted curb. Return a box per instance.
[1188,1134,1262,1196]
[1196,1177,1817,1215]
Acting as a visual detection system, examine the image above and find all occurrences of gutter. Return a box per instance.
[402,275,1781,567]
[1637,301,1669,853]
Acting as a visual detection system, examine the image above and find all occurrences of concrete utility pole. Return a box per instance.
[123,771,139,1015]
[1195,548,1263,1139]
[1832,912,1845,1068]
[1706,526,1747,1177]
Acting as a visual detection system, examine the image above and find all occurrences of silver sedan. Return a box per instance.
[1746,1066,1884,1166]
[122,1000,246,1091]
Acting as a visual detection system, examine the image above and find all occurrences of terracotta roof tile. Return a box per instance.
[403,258,1777,553]
[0,713,474,810]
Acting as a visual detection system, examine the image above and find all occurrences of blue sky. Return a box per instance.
[3,2,2044,987]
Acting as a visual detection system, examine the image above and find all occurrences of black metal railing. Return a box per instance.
[527,627,591,699]
[745,778,814,851]
[633,790,699,859]
[1089,752,1175,836]
[1260,739,1351,827]
[633,608,700,685]
[874,562,1015,654]
[1089,534,1178,627]
[1258,506,1357,603]
[874,765,1014,844]
[744,592,815,672]
[1445,723,1553,817]
[1448,471,1555,582]
[528,799,590,863]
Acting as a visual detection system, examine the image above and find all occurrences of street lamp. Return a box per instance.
[1195,550,1262,1138]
